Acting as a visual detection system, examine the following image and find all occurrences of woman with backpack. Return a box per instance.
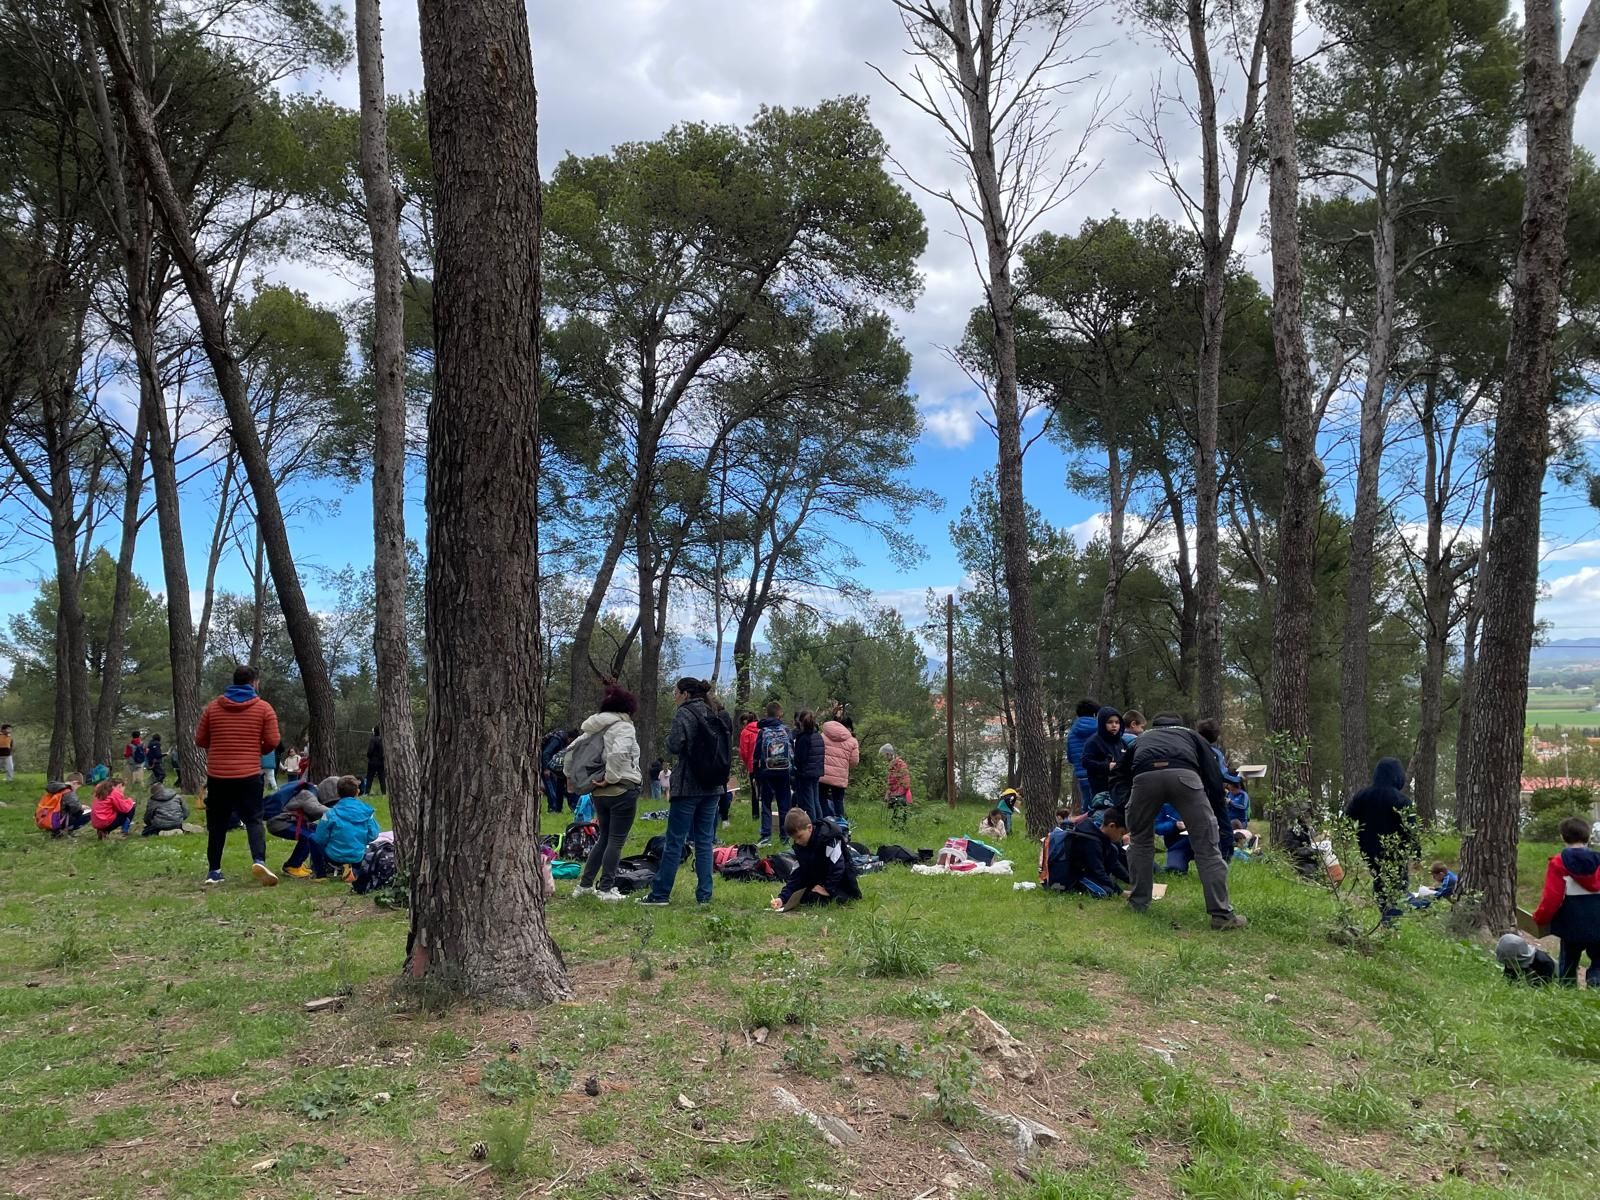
[640,678,733,907]
[570,687,644,902]
[792,710,825,824]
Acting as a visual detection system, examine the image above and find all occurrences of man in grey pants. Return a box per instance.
[1123,713,1247,930]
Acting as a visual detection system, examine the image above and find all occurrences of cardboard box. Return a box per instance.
[1516,907,1551,938]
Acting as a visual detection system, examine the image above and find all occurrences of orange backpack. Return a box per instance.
[35,788,69,833]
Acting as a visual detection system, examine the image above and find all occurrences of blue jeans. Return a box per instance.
[819,784,847,822]
[645,795,719,904]
[758,775,791,840]
[794,777,821,823]
[1164,838,1194,873]
[542,773,565,814]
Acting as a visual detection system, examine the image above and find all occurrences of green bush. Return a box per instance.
[1527,785,1594,841]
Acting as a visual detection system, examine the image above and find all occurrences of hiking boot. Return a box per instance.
[283,865,313,879]
[204,870,225,886]
[572,885,597,898]
[637,896,669,907]
[1211,913,1249,931]
[252,861,279,887]
[595,889,625,902]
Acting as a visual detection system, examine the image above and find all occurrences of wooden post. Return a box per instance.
[946,593,957,808]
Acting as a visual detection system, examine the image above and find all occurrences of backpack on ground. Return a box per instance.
[35,789,68,833]
[717,844,764,881]
[756,725,793,773]
[559,821,599,862]
[766,852,799,881]
[612,856,658,894]
[563,732,606,795]
[352,838,397,895]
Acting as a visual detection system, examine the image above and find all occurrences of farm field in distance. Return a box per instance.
[1526,686,1600,728]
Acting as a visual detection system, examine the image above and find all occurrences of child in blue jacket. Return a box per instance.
[1155,804,1193,873]
[311,777,382,882]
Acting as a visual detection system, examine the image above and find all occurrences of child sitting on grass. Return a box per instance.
[770,808,861,910]
[35,776,90,835]
[978,807,1008,841]
[141,785,189,836]
[1531,816,1600,987]
[309,776,381,883]
[89,779,135,837]
[1495,932,1556,985]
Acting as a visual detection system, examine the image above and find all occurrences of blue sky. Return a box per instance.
[7,1,1600,660]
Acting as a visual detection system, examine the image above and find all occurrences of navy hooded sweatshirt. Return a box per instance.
[1081,707,1125,799]
[1343,758,1419,868]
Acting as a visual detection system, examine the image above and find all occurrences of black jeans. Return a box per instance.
[580,787,640,891]
[206,774,267,871]
[1558,940,1600,987]
[819,784,847,821]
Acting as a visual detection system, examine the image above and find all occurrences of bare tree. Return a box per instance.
[1459,0,1600,931]
[405,0,569,1002]
[1126,0,1267,722]
[352,0,421,859]
[876,0,1104,836]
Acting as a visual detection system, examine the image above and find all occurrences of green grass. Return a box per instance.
[0,771,1597,1198]
[1523,708,1600,728]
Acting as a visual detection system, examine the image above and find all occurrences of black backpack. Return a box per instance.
[766,852,799,881]
[559,821,599,861]
[683,706,732,784]
[876,844,917,866]
[717,846,764,881]
[611,856,658,894]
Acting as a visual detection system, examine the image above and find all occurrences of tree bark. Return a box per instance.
[1089,442,1124,701]
[1189,0,1266,725]
[354,0,422,862]
[91,413,148,764]
[90,0,341,781]
[1338,201,1398,799]
[1454,476,1492,830]
[1412,373,1445,828]
[946,0,1054,837]
[1458,0,1600,931]
[406,0,569,1002]
[49,606,71,780]
[1263,0,1323,841]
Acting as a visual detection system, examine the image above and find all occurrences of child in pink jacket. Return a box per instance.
[90,780,136,837]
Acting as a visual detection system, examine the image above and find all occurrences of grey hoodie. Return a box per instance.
[575,711,642,796]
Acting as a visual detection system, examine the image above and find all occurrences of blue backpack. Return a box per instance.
[756,725,793,773]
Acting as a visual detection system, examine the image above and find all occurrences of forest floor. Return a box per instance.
[0,771,1594,1200]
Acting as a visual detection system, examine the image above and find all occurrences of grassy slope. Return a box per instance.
[0,771,1595,1200]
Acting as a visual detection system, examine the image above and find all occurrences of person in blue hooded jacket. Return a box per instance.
[1065,699,1100,811]
[1343,757,1420,917]
[1154,803,1193,873]
[310,778,382,879]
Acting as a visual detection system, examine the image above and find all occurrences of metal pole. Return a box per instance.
[946,593,957,808]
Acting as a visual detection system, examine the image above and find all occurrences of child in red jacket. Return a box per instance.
[1531,816,1600,987]
[90,779,136,837]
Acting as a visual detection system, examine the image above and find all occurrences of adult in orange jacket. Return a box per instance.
[195,665,282,887]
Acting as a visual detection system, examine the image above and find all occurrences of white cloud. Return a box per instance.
[923,405,981,448]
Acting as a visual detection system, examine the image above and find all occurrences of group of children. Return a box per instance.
[35,774,190,839]
[33,767,383,886]
[1499,816,1600,987]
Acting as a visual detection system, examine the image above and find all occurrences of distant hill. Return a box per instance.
[1531,638,1600,667]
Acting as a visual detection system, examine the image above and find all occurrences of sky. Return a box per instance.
[8,0,1600,665]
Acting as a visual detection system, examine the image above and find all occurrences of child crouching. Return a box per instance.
[90,779,135,837]
[141,785,189,836]
[770,809,861,911]
[310,776,382,883]
[35,776,90,836]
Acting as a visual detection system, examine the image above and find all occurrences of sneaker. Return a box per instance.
[1211,913,1249,931]
[338,865,355,884]
[572,885,597,898]
[252,861,279,887]
[637,896,669,907]
[283,865,313,879]
[722,820,731,828]
[203,870,225,886]
[595,889,625,902]
[756,838,772,848]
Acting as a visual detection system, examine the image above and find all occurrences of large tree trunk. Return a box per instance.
[406,0,569,1002]
[947,0,1053,836]
[1263,0,1323,841]
[1089,443,1124,700]
[1159,465,1197,702]
[43,381,95,774]
[91,415,149,764]
[91,0,340,781]
[49,608,71,779]
[1458,0,1600,932]
[354,0,422,861]
[1338,203,1398,799]
[635,492,662,764]
[195,447,238,669]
